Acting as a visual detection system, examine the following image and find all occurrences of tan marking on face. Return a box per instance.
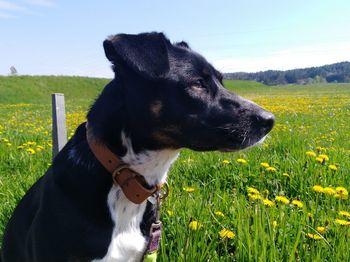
[152,131,176,146]
[150,100,162,117]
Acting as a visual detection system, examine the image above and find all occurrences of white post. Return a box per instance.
[52,93,67,159]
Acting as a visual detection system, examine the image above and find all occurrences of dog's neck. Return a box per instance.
[119,131,180,187]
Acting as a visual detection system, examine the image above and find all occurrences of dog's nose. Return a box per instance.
[259,111,275,134]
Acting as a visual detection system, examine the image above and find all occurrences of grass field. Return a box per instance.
[1,76,350,261]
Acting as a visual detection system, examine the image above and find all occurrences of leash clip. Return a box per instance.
[158,182,169,200]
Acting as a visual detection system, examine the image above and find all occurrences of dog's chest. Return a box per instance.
[93,142,179,262]
[92,187,148,262]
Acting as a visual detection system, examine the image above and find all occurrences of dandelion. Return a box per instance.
[222,159,230,164]
[272,220,278,228]
[323,187,336,195]
[166,210,173,216]
[318,154,329,161]
[248,193,263,201]
[260,162,270,168]
[247,187,260,195]
[306,233,322,240]
[275,196,290,204]
[266,167,277,172]
[334,187,348,200]
[219,229,235,239]
[183,187,195,193]
[291,200,303,208]
[335,219,350,226]
[26,148,36,154]
[316,226,326,234]
[328,164,338,171]
[189,221,202,230]
[306,151,317,157]
[315,157,324,163]
[17,145,24,149]
[262,198,275,207]
[282,172,290,178]
[215,211,225,217]
[339,211,350,218]
[237,158,247,165]
[312,185,324,193]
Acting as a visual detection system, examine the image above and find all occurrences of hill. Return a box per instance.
[0,76,109,104]
[224,61,350,85]
[0,76,268,104]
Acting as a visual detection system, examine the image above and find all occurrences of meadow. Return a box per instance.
[0,76,350,261]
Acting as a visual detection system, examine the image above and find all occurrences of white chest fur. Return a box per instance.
[93,134,179,262]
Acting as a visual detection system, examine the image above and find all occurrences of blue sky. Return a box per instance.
[1,0,350,77]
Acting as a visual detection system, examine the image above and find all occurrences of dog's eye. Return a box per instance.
[191,80,206,90]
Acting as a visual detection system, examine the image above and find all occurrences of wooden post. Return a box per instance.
[52,93,67,159]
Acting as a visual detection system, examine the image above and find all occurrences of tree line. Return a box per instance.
[223,61,350,85]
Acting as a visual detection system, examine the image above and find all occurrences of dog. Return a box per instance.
[1,32,274,262]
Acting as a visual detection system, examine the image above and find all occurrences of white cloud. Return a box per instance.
[213,42,350,73]
[0,1,26,11]
[23,0,56,7]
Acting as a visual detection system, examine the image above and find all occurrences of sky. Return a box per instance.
[1,0,350,78]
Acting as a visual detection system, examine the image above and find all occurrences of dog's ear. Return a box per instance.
[175,41,190,49]
[103,32,170,79]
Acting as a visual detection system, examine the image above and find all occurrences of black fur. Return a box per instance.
[1,32,274,261]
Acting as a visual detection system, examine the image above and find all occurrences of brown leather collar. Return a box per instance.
[86,123,160,204]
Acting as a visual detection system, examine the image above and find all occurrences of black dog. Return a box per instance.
[1,32,274,262]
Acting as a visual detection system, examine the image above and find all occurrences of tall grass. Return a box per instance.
[0,77,349,261]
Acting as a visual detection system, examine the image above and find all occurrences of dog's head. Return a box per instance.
[91,32,274,153]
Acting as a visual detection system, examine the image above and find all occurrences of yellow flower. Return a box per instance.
[260,162,270,168]
[247,187,260,195]
[189,221,202,230]
[282,172,290,178]
[336,187,348,195]
[339,211,350,218]
[266,167,277,172]
[248,193,263,201]
[335,219,350,226]
[318,154,329,161]
[275,196,290,204]
[316,226,326,234]
[219,229,235,239]
[323,187,336,195]
[272,220,278,228]
[215,211,225,217]
[17,145,24,149]
[315,157,324,163]
[291,200,303,208]
[328,164,337,171]
[335,187,349,199]
[306,151,317,157]
[306,233,322,240]
[237,158,247,165]
[222,159,230,164]
[312,185,324,193]
[183,187,195,193]
[26,148,36,154]
[166,210,173,216]
[262,198,275,207]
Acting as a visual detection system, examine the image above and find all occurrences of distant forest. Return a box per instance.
[223,61,350,85]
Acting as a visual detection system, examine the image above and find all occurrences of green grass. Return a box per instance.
[1,76,350,261]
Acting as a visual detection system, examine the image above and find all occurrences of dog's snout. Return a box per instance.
[258,111,275,133]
